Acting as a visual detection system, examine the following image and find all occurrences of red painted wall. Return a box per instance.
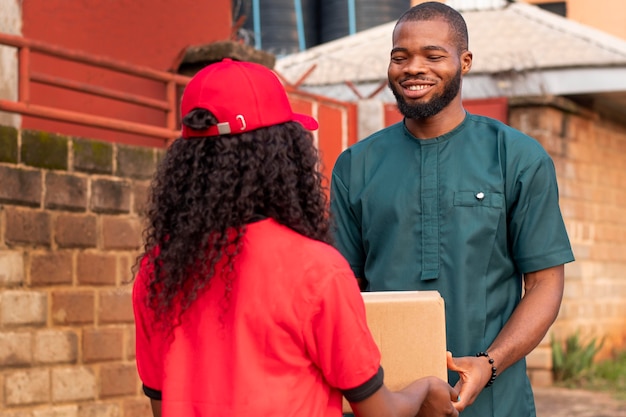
[21,0,232,146]
[463,97,509,123]
[288,90,358,186]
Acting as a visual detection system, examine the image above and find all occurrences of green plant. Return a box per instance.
[586,349,626,400]
[551,330,605,386]
[551,332,626,401]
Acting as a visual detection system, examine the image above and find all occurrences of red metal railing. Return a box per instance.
[0,32,191,142]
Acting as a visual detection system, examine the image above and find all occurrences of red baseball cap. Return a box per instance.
[180,58,319,138]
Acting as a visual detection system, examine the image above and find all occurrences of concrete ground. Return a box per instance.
[534,386,626,417]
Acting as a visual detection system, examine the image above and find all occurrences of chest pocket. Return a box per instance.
[453,191,504,209]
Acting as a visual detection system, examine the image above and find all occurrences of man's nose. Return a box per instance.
[403,57,428,75]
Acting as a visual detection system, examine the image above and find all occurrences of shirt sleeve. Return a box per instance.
[133,257,164,397]
[302,263,382,392]
[509,154,575,272]
[142,384,162,400]
[342,366,384,402]
[330,151,366,280]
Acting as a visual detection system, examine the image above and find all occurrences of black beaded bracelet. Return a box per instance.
[476,351,497,387]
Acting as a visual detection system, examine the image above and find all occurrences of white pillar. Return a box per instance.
[357,99,385,141]
[0,0,22,128]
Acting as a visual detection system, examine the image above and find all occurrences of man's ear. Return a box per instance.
[461,50,473,75]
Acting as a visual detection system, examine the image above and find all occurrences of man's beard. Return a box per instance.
[389,68,462,119]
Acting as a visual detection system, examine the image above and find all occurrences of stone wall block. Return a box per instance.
[0,290,47,327]
[34,329,78,364]
[101,217,142,251]
[511,106,564,137]
[116,145,156,180]
[132,181,150,216]
[44,172,88,211]
[76,253,117,286]
[21,130,68,170]
[5,208,51,247]
[119,255,135,285]
[0,125,18,163]
[77,403,121,417]
[0,250,24,287]
[51,290,95,325]
[99,363,138,397]
[30,251,73,286]
[526,345,552,370]
[0,365,4,410]
[91,179,131,214]
[55,214,97,248]
[123,398,152,417]
[51,367,96,402]
[99,288,134,324]
[82,327,124,362]
[1,410,35,417]
[127,326,136,360]
[0,331,32,366]
[0,166,41,207]
[533,132,566,157]
[73,138,113,175]
[4,368,50,406]
[33,405,79,417]
[528,369,553,388]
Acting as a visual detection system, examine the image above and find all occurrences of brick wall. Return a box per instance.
[0,126,158,416]
[510,97,626,386]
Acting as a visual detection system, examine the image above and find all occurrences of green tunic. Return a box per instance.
[330,113,575,417]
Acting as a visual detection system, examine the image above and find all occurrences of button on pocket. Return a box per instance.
[454,191,504,208]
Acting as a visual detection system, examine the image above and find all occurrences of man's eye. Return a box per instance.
[391,56,406,63]
[428,55,444,60]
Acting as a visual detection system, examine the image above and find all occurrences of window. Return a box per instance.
[535,1,567,17]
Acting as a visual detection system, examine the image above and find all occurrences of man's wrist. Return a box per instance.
[475,351,497,387]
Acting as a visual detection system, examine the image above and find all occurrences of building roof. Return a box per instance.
[275,1,626,105]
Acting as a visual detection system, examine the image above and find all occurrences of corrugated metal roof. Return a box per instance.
[275,2,626,87]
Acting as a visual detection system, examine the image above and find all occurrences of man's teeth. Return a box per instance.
[407,85,429,91]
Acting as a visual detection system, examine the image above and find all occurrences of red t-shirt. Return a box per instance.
[133,219,382,416]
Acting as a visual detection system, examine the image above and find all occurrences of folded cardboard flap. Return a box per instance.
[343,290,448,413]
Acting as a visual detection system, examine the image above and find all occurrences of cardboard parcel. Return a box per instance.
[343,290,448,413]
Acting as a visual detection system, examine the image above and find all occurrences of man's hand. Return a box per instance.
[446,352,492,412]
[446,265,565,412]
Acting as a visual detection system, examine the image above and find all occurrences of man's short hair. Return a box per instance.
[397,1,469,53]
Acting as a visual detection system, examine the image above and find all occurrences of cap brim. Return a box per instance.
[293,113,319,131]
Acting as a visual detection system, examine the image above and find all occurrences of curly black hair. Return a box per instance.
[138,109,331,329]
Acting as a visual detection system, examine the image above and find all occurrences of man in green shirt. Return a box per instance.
[330,3,575,417]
